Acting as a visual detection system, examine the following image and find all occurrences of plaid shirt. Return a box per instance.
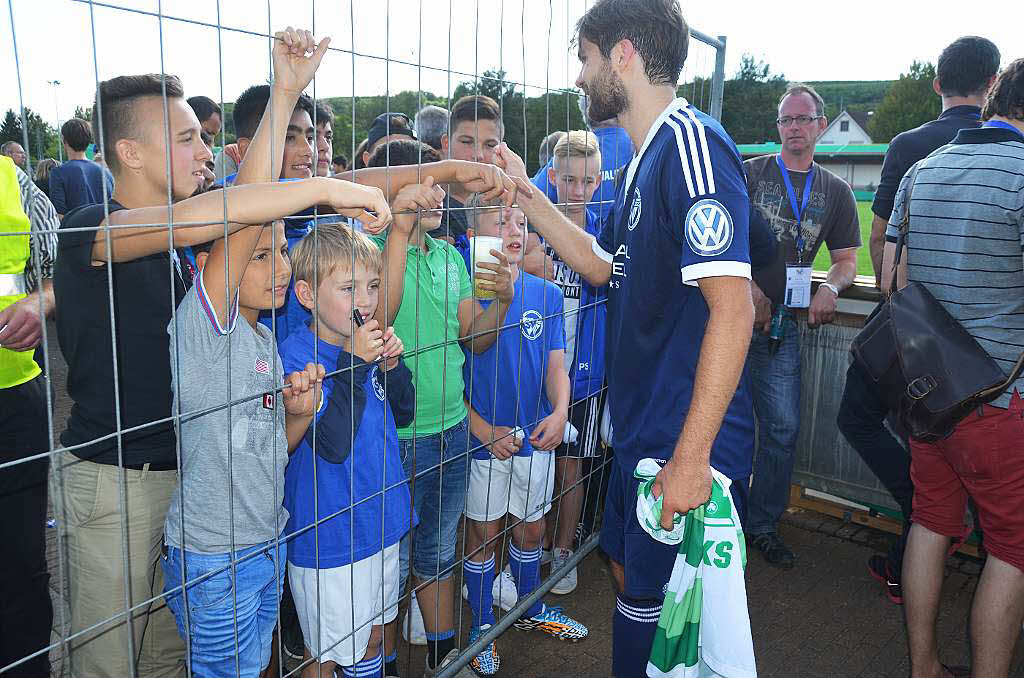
[14,164,58,293]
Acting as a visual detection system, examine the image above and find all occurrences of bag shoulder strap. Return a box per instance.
[887,164,920,298]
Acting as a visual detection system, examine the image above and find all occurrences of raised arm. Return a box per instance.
[346,159,526,208]
[92,177,390,263]
[235,28,329,187]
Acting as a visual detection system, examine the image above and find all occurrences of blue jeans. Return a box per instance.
[398,417,470,583]
[162,539,286,678]
[746,317,802,536]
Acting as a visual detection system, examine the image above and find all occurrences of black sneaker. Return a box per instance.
[750,532,794,570]
[867,554,903,605]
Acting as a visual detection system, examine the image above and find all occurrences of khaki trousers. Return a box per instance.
[53,455,185,678]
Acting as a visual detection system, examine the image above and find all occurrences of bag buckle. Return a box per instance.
[907,375,938,400]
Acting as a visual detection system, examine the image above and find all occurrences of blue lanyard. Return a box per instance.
[983,120,1024,140]
[776,154,815,262]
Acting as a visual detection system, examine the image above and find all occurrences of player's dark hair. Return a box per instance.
[367,139,441,168]
[186,95,221,123]
[61,118,93,152]
[233,85,314,140]
[92,73,184,175]
[937,36,1001,98]
[982,58,1024,122]
[575,0,688,87]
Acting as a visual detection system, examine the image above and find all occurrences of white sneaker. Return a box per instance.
[403,589,427,646]
[549,547,578,595]
[461,564,518,612]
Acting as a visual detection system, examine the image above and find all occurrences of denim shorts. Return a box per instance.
[162,539,286,678]
[398,417,470,583]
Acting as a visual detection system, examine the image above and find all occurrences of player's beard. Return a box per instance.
[585,65,628,124]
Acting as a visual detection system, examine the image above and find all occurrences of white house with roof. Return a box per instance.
[819,110,873,145]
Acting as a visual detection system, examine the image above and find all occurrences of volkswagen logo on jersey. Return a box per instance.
[371,367,386,401]
[521,309,544,340]
[628,188,642,231]
[685,199,734,257]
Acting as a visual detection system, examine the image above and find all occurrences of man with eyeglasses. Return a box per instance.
[742,84,860,569]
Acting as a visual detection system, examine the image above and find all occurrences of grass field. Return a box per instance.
[811,201,875,278]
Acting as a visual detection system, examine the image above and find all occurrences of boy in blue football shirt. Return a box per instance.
[460,196,588,675]
[283,220,423,678]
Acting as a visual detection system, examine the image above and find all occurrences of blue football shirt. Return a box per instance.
[463,272,566,460]
[592,98,754,480]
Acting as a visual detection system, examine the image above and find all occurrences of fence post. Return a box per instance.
[711,35,727,121]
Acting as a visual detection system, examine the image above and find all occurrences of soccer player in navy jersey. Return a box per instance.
[512,0,755,674]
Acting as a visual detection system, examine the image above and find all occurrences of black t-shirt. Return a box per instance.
[55,201,187,466]
[871,105,982,220]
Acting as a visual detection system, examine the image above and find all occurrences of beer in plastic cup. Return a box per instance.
[470,235,503,299]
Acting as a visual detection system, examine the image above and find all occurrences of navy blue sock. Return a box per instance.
[342,650,383,678]
[463,556,497,627]
[612,595,662,677]
[384,650,397,677]
[508,542,543,617]
[425,628,455,669]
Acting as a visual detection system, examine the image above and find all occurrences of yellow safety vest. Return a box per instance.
[0,155,41,389]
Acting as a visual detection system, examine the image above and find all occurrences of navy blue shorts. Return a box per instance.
[599,458,749,601]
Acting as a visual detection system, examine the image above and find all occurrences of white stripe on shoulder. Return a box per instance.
[679,107,716,194]
[667,110,707,196]
[664,116,697,199]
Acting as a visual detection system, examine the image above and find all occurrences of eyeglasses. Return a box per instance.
[776,115,822,127]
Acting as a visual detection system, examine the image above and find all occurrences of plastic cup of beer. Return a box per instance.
[470,235,503,299]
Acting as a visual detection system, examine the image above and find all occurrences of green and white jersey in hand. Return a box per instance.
[634,459,757,678]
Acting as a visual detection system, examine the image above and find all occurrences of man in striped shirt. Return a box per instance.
[883,59,1024,678]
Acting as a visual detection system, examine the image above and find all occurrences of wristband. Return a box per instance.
[820,282,839,297]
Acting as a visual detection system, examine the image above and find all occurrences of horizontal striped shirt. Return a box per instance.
[886,125,1024,407]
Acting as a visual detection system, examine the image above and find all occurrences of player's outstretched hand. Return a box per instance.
[328,181,392,234]
[650,457,712,530]
[474,249,514,304]
[283,362,326,417]
[452,161,532,204]
[529,410,567,451]
[272,27,330,95]
[487,425,522,460]
[352,318,384,364]
[379,326,404,371]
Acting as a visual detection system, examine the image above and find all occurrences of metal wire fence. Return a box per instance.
[1,1,725,676]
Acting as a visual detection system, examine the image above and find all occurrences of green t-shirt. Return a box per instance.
[372,233,473,437]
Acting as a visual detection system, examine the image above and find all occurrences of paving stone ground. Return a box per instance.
[37,324,1024,677]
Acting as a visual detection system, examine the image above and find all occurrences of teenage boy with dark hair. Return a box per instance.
[314,100,334,177]
[51,30,394,676]
[49,117,114,218]
[187,95,223,137]
[438,95,504,240]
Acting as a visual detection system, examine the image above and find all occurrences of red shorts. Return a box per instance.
[910,391,1024,573]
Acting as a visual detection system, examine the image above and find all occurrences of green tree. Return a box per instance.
[0,107,59,162]
[714,54,787,145]
[869,61,940,143]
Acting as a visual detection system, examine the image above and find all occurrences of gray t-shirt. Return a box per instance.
[886,128,1024,408]
[164,277,289,553]
[745,155,860,305]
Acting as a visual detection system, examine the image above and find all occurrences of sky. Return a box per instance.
[1,0,1022,128]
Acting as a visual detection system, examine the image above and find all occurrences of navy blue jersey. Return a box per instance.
[281,325,415,568]
[463,272,566,460]
[593,99,754,479]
